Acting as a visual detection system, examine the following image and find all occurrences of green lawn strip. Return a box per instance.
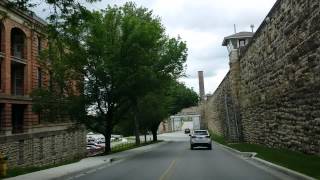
[3,157,81,178]
[209,131,320,179]
[111,140,162,154]
[229,143,320,179]
[208,130,227,145]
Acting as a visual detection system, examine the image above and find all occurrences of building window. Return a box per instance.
[37,68,42,88]
[11,28,26,59]
[11,64,24,96]
[12,104,24,133]
[38,36,42,55]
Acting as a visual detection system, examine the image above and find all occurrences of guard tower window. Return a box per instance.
[239,39,246,47]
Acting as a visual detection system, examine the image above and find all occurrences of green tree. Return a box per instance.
[137,81,199,142]
[31,2,188,153]
[167,82,199,115]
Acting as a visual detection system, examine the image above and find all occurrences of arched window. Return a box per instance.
[11,28,26,60]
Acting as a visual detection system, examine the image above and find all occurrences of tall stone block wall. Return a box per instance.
[239,0,320,154]
[205,73,241,141]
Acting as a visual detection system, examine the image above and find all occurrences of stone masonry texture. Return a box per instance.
[204,73,241,142]
[205,0,320,155]
[0,125,86,168]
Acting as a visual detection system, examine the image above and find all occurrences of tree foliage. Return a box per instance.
[137,81,199,141]
[29,1,191,153]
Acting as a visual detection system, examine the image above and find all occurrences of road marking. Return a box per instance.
[159,159,177,180]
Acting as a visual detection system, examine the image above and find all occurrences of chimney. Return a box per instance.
[198,71,205,101]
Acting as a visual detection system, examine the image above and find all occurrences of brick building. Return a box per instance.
[0,1,86,169]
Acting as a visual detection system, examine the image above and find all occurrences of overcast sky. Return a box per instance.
[32,0,277,95]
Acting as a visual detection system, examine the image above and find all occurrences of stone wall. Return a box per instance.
[205,73,241,141]
[205,0,320,155]
[0,124,86,168]
[239,0,320,154]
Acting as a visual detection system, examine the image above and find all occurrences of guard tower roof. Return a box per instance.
[222,31,254,46]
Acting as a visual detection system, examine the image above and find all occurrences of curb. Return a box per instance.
[215,142,256,158]
[6,141,167,180]
[60,141,168,180]
[213,141,316,180]
[251,157,316,180]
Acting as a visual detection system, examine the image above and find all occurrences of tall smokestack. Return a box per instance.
[198,71,205,101]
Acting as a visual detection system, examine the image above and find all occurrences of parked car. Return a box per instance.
[86,144,96,151]
[184,128,191,134]
[87,142,104,150]
[111,134,123,141]
[190,130,212,150]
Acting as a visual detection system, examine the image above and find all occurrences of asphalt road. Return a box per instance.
[72,132,291,180]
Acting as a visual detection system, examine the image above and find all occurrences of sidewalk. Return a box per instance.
[5,141,167,180]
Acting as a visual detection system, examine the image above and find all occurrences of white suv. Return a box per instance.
[190,130,212,150]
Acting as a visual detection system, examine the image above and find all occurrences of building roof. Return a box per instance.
[222,31,254,46]
[0,0,47,26]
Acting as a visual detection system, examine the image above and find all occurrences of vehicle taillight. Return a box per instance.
[206,135,210,138]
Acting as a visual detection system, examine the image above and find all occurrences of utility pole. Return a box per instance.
[250,24,255,33]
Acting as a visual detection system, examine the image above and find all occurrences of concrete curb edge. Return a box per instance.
[213,141,316,180]
[6,141,167,180]
[60,141,168,180]
[251,156,316,180]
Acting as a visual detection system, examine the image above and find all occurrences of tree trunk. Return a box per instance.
[104,118,113,154]
[104,131,112,154]
[134,114,141,145]
[152,129,157,142]
[144,133,147,143]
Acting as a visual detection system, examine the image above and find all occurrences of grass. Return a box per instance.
[111,140,162,154]
[2,157,81,178]
[209,131,227,145]
[209,131,320,179]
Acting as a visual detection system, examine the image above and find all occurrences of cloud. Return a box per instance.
[32,0,277,94]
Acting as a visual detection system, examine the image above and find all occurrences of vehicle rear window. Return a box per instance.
[194,131,208,135]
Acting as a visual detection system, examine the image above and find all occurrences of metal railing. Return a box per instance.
[11,56,27,64]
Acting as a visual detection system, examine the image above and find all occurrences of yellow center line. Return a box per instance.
[159,159,177,180]
[159,146,188,180]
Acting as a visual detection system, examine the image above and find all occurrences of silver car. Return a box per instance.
[190,130,212,150]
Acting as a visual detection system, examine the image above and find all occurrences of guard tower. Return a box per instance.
[221,31,254,142]
[222,31,254,56]
[222,31,254,96]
